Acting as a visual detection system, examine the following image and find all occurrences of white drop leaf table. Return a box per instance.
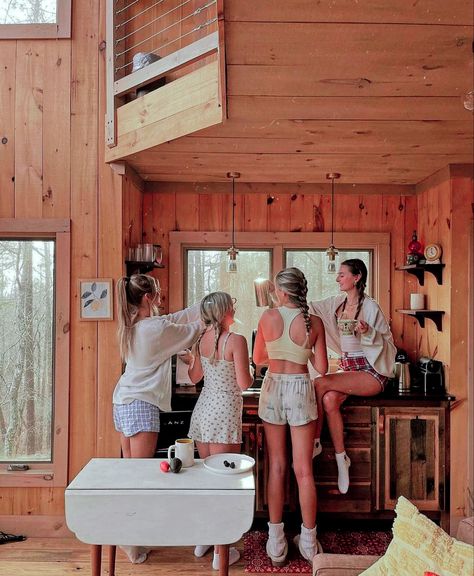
[65,458,255,575]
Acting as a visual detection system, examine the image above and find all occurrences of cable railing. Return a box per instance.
[106,0,223,147]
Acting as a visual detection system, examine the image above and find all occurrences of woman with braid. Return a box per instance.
[253,267,328,566]
[187,291,253,570]
[309,259,396,495]
[113,274,203,564]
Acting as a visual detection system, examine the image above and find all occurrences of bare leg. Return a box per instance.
[129,431,158,458]
[290,420,317,528]
[262,423,288,523]
[322,391,347,453]
[315,372,381,453]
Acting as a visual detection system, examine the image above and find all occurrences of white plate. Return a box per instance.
[203,453,255,475]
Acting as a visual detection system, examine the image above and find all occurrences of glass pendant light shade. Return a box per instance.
[326,172,341,274]
[227,171,240,273]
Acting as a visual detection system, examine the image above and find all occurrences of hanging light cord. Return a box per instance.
[330,176,335,246]
[231,176,236,247]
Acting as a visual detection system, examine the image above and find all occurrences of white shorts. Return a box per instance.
[258,372,317,426]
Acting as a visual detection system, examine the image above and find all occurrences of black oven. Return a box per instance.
[154,410,200,458]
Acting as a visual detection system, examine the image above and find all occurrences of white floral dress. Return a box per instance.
[188,333,243,444]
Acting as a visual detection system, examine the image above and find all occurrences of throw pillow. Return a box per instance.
[360,496,474,576]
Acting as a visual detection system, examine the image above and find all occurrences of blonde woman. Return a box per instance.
[186,291,253,570]
[253,268,328,566]
[113,274,202,563]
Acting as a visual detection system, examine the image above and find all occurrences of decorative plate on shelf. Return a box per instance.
[203,453,255,475]
[424,243,442,263]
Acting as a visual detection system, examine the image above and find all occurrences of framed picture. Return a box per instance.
[79,279,113,321]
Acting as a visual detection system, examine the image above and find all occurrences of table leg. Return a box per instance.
[219,544,229,576]
[91,544,102,576]
[108,545,116,576]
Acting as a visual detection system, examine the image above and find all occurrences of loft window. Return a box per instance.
[0,0,71,39]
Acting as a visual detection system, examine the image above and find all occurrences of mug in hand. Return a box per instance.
[339,319,358,336]
[168,438,194,467]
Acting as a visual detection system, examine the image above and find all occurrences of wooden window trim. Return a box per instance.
[169,231,391,317]
[0,219,70,487]
[0,0,71,39]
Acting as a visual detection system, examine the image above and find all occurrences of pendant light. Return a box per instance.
[227,171,240,273]
[326,172,341,274]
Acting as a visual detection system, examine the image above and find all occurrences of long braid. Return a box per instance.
[210,322,222,365]
[275,267,311,347]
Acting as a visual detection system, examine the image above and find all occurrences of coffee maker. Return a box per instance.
[415,357,445,394]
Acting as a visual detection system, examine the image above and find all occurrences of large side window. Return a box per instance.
[0,219,70,486]
[0,0,71,39]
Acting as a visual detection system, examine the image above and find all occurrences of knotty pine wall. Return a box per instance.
[0,1,125,534]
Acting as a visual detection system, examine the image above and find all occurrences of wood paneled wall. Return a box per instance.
[0,0,124,534]
[416,165,474,524]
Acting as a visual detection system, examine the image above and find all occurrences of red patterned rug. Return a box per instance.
[244,529,392,573]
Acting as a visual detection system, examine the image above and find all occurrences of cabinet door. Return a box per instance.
[314,405,373,512]
[377,407,445,512]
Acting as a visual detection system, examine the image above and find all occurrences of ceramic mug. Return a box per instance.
[168,438,194,467]
[339,319,358,336]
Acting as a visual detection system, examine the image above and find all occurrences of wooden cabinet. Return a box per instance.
[242,391,451,528]
[376,407,446,513]
[313,405,373,513]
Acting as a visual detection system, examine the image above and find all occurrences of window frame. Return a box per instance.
[0,0,71,39]
[0,219,70,487]
[169,231,391,317]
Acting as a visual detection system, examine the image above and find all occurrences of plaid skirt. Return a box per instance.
[338,354,388,390]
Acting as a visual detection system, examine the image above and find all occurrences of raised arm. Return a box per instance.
[187,342,203,385]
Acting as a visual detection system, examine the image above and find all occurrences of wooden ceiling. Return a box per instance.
[126,0,473,185]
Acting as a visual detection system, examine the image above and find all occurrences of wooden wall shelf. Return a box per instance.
[397,309,445,331]
[125,261,164,276]
[395,263,444,286]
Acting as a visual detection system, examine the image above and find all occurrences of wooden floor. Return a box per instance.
[0,538,249,575]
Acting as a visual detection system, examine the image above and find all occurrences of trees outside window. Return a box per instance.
[0,219,70,487]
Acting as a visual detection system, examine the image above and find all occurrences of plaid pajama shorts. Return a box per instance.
[113,399,160,437]
[338,354,388,390]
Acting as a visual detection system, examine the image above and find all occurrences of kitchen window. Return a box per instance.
[170,231,390,355]
[0,219,70,486]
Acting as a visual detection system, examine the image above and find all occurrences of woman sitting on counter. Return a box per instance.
[253,267,328,566]
[309,259,396,495]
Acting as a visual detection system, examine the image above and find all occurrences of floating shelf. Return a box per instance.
[395,263,444,286]
[125,260,165,276]
[397,309,445,331]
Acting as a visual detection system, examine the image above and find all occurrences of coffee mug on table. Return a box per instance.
[339,318,358,336]
[168,438,194,467]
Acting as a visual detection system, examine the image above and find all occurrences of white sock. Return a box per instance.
[312,438,322,458]
[194,545,212,557]
[335,451,351,494]
[212,547,240,570]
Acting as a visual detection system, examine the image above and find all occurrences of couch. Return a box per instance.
[313,516,474,576]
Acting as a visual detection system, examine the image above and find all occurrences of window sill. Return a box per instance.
[0,469,57,487]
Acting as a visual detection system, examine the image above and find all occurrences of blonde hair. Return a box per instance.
[116,274,160,360]
[275,267,311,346]
[199,291,233,364]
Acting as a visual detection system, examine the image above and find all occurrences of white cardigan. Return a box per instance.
[309,294,396,377]
[113,304,202,411]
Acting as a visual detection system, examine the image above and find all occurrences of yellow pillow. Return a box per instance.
[360,496,474,576]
